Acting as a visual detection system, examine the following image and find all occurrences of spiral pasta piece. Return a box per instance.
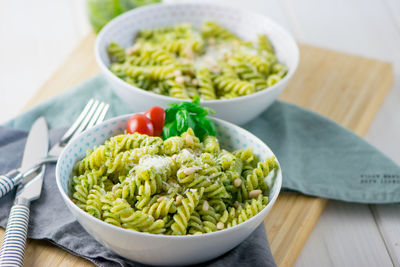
[266,74,282,87]
[198,205,220,233]
[165,79,189,99]
[197,68,216,100]
[203,135,220,154]
[85,185,106,219]
[107,41,126,63]
[163,136,184,155]
[171,188,204,235]
[226,195,268,228]
[111,199,166,234]
[201,22,238,40]
[125,53,156,66]
[233,148,258,168]
[121,65,150,80]
[245,157,277,193]
[238,53,271,76]
[232,61,268,91]
[188,210,204,234]
[214,78,255,96]
[142,196,175,219]
[271,63,288,78]
[106,133,163,151]
[257,34,274,54]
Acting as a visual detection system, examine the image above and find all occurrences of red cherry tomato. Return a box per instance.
[144,106,165,136]
[126,114,154,136]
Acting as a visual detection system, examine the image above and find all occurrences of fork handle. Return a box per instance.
[0,170,23,198]
[0,203,30,267]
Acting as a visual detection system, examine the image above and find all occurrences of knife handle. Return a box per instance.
[0,203,30,267]
[0,170,23,198]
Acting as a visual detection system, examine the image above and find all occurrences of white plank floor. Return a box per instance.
[1,0,399,266]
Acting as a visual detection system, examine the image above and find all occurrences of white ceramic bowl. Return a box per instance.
[56,115,282,265]
[95,3,299,125]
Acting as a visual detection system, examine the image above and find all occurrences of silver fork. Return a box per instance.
[0,99,109,197]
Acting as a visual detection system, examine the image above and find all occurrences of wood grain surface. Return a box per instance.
[3,33,392,267]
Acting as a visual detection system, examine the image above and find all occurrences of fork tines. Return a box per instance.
[60,99,110,145]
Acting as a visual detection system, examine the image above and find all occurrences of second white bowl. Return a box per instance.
[95,3,299,125]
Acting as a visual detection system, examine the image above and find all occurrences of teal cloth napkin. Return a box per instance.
[6,75,400,203]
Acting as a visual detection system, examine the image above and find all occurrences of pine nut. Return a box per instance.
[217,222,224,230]
[233,201,241,209]
[162,183,168,191]
[192,79,198,86]
[184,45,194,59]
[174,70,182,77]
[175,195,183,206]
[175,76,185,84]
[210,65,222,74]
[208,38,216,46]
[168,178,178,184]
[157,196,166,203]
[233,178,242,187]
[126,43,141,54]
[185,134,194,146]
[202,200,209,211]
[249,189,262,198]
[183,167,196,175]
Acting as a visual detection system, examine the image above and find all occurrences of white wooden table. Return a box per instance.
[1,0,399,266]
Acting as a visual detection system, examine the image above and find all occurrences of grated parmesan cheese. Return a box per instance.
[138,155,172,172]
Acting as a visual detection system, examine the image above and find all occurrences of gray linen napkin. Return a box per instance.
[0,127,276,267]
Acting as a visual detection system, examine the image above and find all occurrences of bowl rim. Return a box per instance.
[56,113,282,240]
[94,2,299,104]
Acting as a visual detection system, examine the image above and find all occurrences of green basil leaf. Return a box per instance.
[177,102,207,116]
[194,124,206,140]
[162,121,178,139]
[176,110,189,132]
[187,114,197,130]
[165,106,179,122]
[197,117,217,136]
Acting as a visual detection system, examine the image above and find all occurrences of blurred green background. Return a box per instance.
[88,0,161,33]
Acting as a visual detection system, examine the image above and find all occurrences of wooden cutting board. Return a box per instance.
[2,33,393,267]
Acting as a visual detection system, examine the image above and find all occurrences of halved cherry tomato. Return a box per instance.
[127,114,154,136]
[144,106,165,136]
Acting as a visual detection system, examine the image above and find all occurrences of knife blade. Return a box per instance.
[16,117,49,202]
[0,118,49,267]
[0,117,49,198]
[20,117,49,174]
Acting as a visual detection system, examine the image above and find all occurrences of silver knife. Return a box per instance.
[0,117,49,267]
[0,122,49,198]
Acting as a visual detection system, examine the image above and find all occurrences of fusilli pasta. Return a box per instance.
[107,22,288,100]
[71,129,278,235]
